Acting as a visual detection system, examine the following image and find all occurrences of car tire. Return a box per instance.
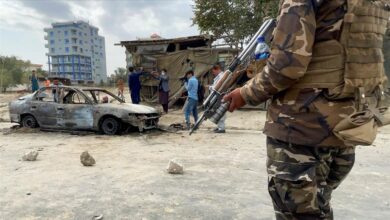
[21,115,38,128]
[101,117,120,135]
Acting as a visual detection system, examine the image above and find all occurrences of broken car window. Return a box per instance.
[35,87,63,103]
[72,92,88,104]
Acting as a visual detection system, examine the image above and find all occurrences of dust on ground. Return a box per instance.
[0,93,389,219]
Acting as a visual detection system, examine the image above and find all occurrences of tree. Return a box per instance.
[192,0,279,47]
[108,67,128,86]
[35,68,48,78]
[0,56,31,92]
[113,67,127,81]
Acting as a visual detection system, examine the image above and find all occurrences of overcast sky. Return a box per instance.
[0,0,199,75]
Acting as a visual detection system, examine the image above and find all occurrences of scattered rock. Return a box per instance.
[26,193,31,196]
[167,159,184,174]
[80,151,95,166]
[22,151,39,161]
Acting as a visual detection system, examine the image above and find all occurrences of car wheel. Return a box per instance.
[21,115,38,128]
[101,117,120,135]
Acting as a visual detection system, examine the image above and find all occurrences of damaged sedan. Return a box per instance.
[9,86,160,134]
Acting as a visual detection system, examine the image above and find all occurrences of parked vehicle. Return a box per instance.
[9,86,160,135]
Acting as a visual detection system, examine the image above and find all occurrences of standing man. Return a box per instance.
[117,78,125,100]
[210,63,226,133]
[184,70,199,130]
[153,68,170,114]
[44,77,51,88]
[128,67,144,104]
[224,0,389,219]
[31,70,39,92]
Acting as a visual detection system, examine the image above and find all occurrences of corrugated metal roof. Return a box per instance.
[115,35,213,46]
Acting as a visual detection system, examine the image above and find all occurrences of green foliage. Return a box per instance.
[35,68,48,78]
[192,0,279,46]
[111,67,127,82]
[0,55,32,91]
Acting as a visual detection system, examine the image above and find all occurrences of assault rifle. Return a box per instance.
[189,18,276,135]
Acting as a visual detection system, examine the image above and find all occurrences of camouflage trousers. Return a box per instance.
[266,137,355,220]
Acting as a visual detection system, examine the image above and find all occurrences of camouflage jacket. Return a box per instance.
[240,0,371,147]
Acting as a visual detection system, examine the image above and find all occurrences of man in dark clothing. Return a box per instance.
[128,67,145,104]
[152,69,170,113]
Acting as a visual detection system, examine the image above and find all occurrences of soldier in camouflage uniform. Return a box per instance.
[224,0,389,219]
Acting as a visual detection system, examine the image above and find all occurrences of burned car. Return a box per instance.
[9,86,160,134]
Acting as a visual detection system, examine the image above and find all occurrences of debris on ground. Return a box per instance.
[70,131,93,136]
[167,123,193,132]
[92,214,104,220]
[80,151,96,166]
[167,159,184,174]
[22,151,39,161]
[3,125,39,135]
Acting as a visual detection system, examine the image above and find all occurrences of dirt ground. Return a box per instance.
[0,93,389,220]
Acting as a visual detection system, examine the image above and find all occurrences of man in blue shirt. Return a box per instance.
[184,70,199,129]
[128,67,145,104]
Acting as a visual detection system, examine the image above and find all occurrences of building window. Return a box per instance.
[65,39,69,44]
[50,31,54,36]
[79,40,83,45]
[64,30,68,36]
[51,48,55,53]
[50,40,55,44]
[79,32,82,36]
[80,48,83,53]
[65,47,69,53]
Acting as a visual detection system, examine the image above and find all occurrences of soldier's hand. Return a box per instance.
[223,88,246,112]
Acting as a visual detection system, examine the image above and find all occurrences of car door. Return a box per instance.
[61,89,94,130]
[30,87,62,129]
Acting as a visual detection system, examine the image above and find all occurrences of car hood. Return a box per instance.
[17,93,34,101]
[95,103,159,114]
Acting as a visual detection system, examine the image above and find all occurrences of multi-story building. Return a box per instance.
[44,20,107,84]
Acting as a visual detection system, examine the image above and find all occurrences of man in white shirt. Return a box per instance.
[209,63,226,133]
